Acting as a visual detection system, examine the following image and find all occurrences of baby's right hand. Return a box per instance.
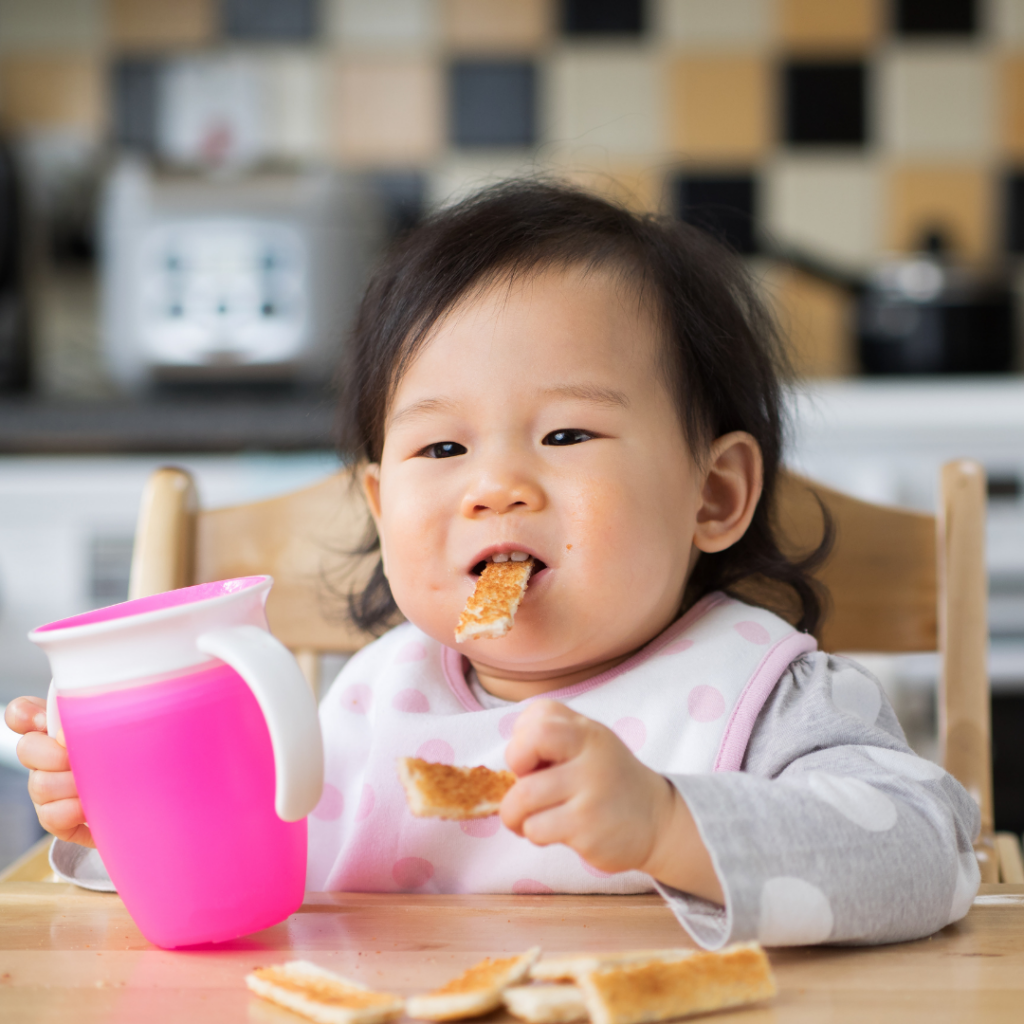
[4,696,94,848]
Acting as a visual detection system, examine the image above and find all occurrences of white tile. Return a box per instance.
[989,0,1024,42]
[764,156,881,266]
[0,0,102,50]
[263,51,329,162]
[879,48,994,157]
[655,0,774,46]
[547,47,663,156]
[427,155,548,209]
[328,0,438,45]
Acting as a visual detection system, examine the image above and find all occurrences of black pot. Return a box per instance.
[770,242,1016,375]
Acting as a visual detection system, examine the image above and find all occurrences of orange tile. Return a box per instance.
[108,0,215,50]
[778,0,882,51]
[0,53,102,132]
[442,0,551,51]
[334,56,443,166]
[669,55,771,161]
[1001,55,1024,159]
[556,164,667,214]
[770,266,856,378]
[885,165,993,261]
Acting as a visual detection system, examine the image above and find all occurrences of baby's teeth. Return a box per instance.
[510,551,529,562]
[491,552,510,562]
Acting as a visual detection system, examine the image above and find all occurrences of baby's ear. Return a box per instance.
[361,462,383,522]
[693,432,763,553]
[360,463,388,575]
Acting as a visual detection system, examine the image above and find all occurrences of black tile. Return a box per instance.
[221,0,318,40]
[1006,172,1024,253]
[784,61,866,146]
[674,173,758,255]
[112,58,161,151]
[562,0,644,35]
[450,61,536,148]
[895,0,976,35]
[371,171,427,240]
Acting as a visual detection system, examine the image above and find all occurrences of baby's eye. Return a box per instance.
[542,429,594,446]
[418,441,467,459]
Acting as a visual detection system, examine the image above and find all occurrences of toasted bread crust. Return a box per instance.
[397,757,516,820]
[455,558,534,643]
[245,962,404,1024]
[407,948,541,1021]
[531,950,692,982]
[577,944,776,1024]
[504,984,589,1024]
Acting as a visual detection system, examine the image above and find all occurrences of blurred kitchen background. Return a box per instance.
[2,0,1024,870]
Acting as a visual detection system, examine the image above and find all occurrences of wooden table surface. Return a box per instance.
[1,883,1023,1024]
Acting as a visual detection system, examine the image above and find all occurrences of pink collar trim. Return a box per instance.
[440,591,729,712]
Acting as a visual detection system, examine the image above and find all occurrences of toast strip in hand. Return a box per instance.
[407,947,541,1021]
[398,757,516,820]
[245,961,404,1024]
[455,557,534,642]
[574,943,776,1024]
[530,950,693,982]
[504,983,589,1024]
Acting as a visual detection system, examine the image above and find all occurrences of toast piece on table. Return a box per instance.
[397,757,516,820]
[245,961,404,1024]
[455,558,534,642]
[503,983,589,1024]
[406,947,541,1021]
[575,943,776,1024]
[530,950,692,982]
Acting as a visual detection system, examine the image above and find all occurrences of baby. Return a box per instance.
[8,182,979,949]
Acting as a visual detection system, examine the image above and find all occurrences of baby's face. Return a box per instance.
[365,265,705,684]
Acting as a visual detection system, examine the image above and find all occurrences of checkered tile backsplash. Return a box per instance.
[2,0,1024,373]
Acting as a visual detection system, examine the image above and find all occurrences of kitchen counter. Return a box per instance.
[0,390,337,454]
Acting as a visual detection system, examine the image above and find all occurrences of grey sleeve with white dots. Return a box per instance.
[656,652,982,949]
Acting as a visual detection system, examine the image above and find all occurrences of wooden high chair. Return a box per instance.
[5,460,1023,885]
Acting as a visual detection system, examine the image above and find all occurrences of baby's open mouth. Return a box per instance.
[471,552,548,576]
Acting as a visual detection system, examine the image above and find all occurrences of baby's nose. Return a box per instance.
[460,472,545,517]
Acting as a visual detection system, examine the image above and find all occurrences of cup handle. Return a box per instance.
[196,625,324,822]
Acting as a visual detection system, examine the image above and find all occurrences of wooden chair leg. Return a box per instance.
[295,649,321,698]
[938,461,998,883]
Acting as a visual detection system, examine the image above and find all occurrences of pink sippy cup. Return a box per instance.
[29,575,323,949]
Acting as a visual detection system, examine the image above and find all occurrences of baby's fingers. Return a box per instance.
[28,767,79,806]
[34,797,94,847]
[505,700,588,776]
[4,696,48,735]
[17,730,71,773]
[500,762,575,836]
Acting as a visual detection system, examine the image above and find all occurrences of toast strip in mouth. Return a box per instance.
[574,943,776,1024]
[407,947,542,1021]
[455,557,534,643]
[397,757,516,819]
[503,983,589,1024]
[245,961,405,1024]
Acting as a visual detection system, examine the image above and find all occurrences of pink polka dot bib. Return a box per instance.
[309,592,816,895]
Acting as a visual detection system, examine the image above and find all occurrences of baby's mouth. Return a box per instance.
[471,552,548,576]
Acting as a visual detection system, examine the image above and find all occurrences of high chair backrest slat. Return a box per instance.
[126,460,1002,881]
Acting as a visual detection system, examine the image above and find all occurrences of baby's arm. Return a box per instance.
[658,653,981,948]
[4,696,95,847]
[500,700,724,904]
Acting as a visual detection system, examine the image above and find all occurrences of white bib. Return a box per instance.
[309,592,816,894]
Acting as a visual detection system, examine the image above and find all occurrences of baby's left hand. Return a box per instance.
[500,699,675,875]
[501,700,724,904]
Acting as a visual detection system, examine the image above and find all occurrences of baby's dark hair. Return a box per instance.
[336,179,830,635]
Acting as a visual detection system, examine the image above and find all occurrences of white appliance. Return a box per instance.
[101,159,379,388]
